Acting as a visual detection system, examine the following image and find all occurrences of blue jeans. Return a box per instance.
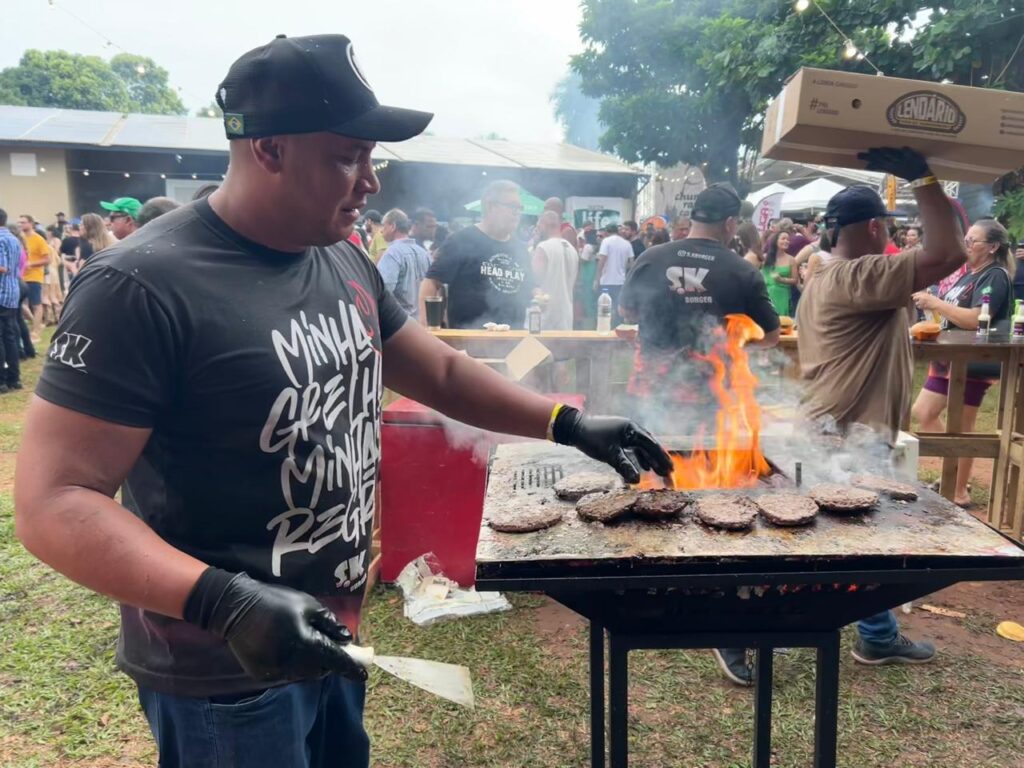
[857,610,899,647]
[138,675,369,768]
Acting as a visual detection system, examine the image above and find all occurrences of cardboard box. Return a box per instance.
[762,67,1024,183]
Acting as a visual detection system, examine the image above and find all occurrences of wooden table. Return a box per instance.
[431,329,634,412]
[780,330,1024,538]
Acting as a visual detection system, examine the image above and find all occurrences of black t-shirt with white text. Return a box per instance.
[426,225,532,328]
[37,199,408,696]
[620,237,780,352]
[939,262,1012,331]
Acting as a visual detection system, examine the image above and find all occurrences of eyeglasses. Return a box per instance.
[964,236,987,247]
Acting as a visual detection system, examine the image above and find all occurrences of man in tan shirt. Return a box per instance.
[797,147,967,666]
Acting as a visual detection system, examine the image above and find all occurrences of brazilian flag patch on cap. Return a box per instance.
[224,113,245,136]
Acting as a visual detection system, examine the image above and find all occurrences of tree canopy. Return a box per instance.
[572,0,1024,183]
[0,49,186,115]
[550,73,604,151]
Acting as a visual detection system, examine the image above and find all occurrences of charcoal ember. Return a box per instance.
[554,472,621,501]
[808,483,878,513]
[575,490,640,523]
[694,495,758,531]
[850,475,918,501]
[754,493,819,527]
[488,505,563,533]
[633,490,693,519]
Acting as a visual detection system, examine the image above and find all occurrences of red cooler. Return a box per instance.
[380,394,585,586]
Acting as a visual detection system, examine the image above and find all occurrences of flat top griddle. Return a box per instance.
[476,443,1024,584]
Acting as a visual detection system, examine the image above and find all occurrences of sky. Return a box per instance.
[0,0,586,142]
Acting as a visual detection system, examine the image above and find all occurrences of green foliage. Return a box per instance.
[994,188,1024,242]
[196,100,223,118]
[0,49,185,115]
[573,0,1024,182]
[550,73,603,150]
[109,53,186,115]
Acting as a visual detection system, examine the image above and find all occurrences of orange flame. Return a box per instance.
[638,314,770,490]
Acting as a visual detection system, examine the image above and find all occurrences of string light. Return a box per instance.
[844,40,859,59]
[794,0,810,11]
[135,64,146,75]
[160,173,166,179]
[124,172,131,178]
[82,169,89,176]
[794,0,883,74]
[40,167,46,173]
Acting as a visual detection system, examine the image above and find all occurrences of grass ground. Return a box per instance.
[1,340,1023,767]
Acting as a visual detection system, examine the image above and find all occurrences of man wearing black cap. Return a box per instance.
[797,147,967,667]
[14,34,673,767]
[620,182,781,421]
[621,183,781,687]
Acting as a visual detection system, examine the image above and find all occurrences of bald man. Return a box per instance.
[532,210,579,330]
[544,196,578,253]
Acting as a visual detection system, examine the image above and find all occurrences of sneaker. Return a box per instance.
[852,634,936,665]
[712,648,754,686]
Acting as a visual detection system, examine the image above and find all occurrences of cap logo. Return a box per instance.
[346,42,374,93]
[224,113,245,136]
[886,91,966,135]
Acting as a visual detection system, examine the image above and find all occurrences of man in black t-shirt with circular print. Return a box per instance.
[421,179,533,328]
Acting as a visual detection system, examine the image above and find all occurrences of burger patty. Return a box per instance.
[488,504,564,533]
[633,489,693,519]
[754,493,819,527]
[576,490,640,523]
[694,495,758,531]
[554,472,622,501]
[850,474,918,501]
[809,483,879,512]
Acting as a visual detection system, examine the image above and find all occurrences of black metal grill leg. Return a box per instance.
[813,630,841,768]
[609,633,629,768]
[753,646,774,768]
[590,621,605,768]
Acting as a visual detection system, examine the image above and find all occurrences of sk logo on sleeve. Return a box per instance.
[49,332,92,371]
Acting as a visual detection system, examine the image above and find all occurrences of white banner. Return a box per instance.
[754,192,785,233]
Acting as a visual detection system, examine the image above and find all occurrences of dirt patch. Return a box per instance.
[919,456,995,487]
[900,580,1024,668]
[527,597,585,663]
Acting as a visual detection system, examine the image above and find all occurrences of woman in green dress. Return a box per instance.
[762,231,798,317]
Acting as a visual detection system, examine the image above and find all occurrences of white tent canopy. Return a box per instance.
[781,178,846,213]
[746,182,792,206]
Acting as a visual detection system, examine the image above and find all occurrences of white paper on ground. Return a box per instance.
[396,554,511,627]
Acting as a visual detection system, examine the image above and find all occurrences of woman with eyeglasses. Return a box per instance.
[910,218,1014,508]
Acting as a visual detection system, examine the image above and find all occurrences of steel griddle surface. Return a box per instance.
[476,444,1024,573]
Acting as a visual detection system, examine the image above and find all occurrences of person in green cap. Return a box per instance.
[99,197,142,241]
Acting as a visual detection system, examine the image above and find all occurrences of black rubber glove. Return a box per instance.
[856,146,931,181]
[552,406,673,484]
[184,568,367,683]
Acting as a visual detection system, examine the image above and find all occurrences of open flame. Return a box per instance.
[638,314,770,490]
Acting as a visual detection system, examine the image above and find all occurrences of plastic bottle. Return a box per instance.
[976,292,991,338]
[527,300,542,334]
[597,291,612,333]
[1013,300,1024,340]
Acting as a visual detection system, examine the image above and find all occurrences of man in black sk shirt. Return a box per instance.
[420,179,533,328]
[620,184,780,687]
[14,35,672,768]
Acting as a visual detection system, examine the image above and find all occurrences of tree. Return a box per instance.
[0,49,186,115]
[110,53,186,115]
[0,49,131,111]
[196,101,223,118]
[573,0,1024,184]
[550,73,604,151]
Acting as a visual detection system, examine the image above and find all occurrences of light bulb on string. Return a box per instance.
[843,40,858,59]
[191,173,197,180]
[795,0,810,12]
[135,64,146,75]
[124,172,130,178]
[82,170,89,176]
[160,174,166,179]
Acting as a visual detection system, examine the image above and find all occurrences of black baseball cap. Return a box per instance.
[691,183,742,223]
[824,186,890,229]
[362,209,382,224]
[217,34,433,142]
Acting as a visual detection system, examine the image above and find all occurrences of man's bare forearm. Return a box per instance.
[16,488,207,618]
[914,184,967,290]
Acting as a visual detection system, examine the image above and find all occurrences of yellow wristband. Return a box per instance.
[546,403,565,442]
[910,175,939,189]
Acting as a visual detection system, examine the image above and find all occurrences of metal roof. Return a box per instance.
[0,105,639,174]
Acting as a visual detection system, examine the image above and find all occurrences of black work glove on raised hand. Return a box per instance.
[551,406,673,484]
[857,146,932,182]
[184,568,367,684]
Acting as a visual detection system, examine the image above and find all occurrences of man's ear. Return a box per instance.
[250,136,285,174]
